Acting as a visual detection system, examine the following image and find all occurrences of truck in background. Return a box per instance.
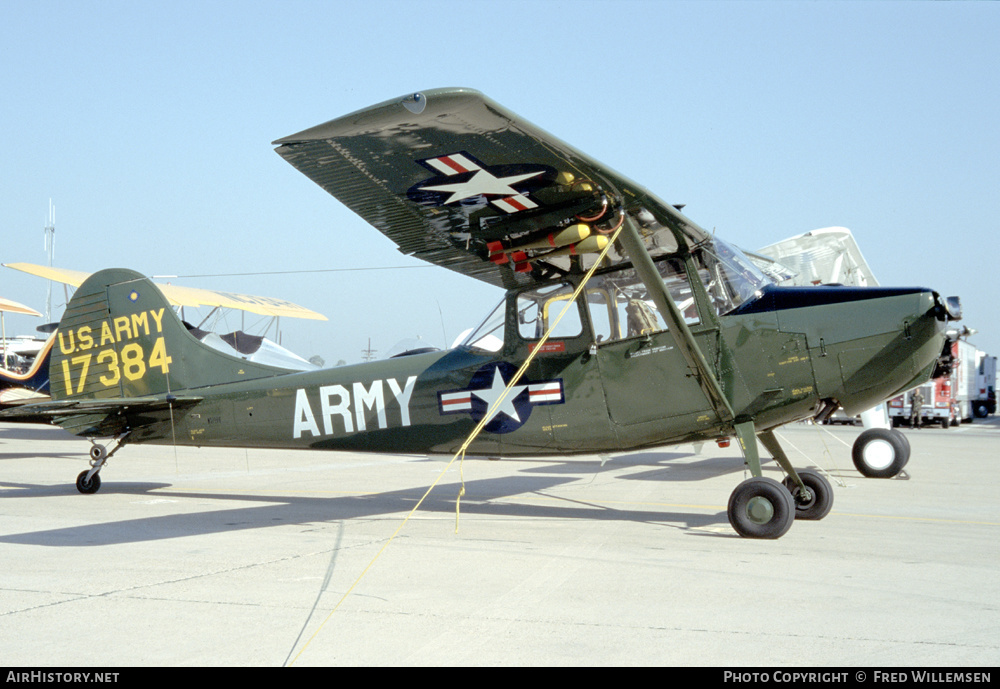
[888,335,985,427]
[975,351,997,418]
[889,378,954,428]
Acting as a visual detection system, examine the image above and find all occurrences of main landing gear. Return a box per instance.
[726,424,835,539]
[75,433,130,494]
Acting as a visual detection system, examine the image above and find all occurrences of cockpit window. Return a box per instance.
[695,237,773,314]
[459,296,506,352]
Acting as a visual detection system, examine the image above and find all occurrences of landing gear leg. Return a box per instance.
[76,432,130,494]
[759,429,834,520]
[727,421,795,538]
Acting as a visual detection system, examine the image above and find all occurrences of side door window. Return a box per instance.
[585,259,700,346]
[517,283,583,341]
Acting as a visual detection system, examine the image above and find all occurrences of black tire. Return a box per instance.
[781,469,834,520]
[727,477,795,539]
[974,403,989,419]
[76,470,101,494]
[891,429,910,467]
[852,428,908,478]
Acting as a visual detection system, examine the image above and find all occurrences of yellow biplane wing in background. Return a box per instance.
[2,263,327,321]
[0,296,42,317]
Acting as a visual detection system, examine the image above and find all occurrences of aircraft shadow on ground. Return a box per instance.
[0,426,89,443]
[0,451,90,462]
[494,450,749,482]
[0,470,734,547]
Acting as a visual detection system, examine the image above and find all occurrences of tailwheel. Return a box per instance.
[781,469,833,520]
[76,433,129,494]
[76,470,102,494]
[77,443,110,494]
[852,428,908,478]
[727,477,795,539]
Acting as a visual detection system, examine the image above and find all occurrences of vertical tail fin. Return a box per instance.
[51,268,291,400]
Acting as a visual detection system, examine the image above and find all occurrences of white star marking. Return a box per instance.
[472,368,527,424]
[422,168,544,205]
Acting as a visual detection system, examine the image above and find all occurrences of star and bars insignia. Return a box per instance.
[407,152,556,214]
[438,362,565,434]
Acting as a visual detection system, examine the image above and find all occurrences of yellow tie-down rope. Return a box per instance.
[288,222,625,665]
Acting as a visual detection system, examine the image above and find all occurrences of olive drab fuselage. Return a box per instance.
[47,263,948,460]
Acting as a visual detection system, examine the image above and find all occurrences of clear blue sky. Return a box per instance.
[2,0,997,364]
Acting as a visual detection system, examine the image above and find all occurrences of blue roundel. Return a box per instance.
[436,362,565,435]
[466,362,534,434]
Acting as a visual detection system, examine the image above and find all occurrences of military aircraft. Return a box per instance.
[0,88,960,539]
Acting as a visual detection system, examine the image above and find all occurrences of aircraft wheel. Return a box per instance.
[727,477,795,539]
[781,469,833,520]
[892,429,910,467]
[76,471,101,495]
[852,428,907,478]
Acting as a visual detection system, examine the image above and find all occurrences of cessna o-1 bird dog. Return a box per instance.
[2,88,960,539]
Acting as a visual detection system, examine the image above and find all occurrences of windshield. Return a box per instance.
[459,296,506,352]
[695,237,773,314]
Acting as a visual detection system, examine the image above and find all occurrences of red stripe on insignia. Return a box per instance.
[439,155,470,174]
[441,393,471,407]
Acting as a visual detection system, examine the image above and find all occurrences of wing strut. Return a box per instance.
[616,220,736,428]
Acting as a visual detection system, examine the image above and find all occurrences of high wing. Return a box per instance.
[3,263,327,321]
[273,87,712,289]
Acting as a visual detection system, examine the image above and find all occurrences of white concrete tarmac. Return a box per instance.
[1,418,998,666]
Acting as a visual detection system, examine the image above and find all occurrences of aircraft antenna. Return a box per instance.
[361,338,377,362]
[43,200,56,322]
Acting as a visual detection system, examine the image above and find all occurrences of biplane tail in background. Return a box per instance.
[0,335,54,419]
[1,295,52,418]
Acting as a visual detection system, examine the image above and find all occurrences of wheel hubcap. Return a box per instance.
[794,486,815,508]
[863,439,895,470]
[746,496,774,524]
